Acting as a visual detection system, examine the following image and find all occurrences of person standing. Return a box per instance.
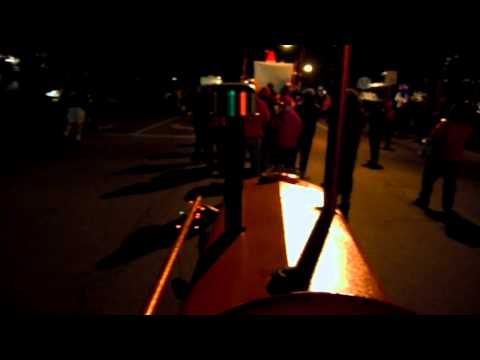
[267,83,277,100]
[411,91,430,143]
[279,84,296,109]
[395,84,410,137]
[338,89,367,218]
[272,97,303,171]
[413,101,475,216]
[296,88,323,178]
[63,91,87,142]
[244,94,271,175]
[362,94,385,170]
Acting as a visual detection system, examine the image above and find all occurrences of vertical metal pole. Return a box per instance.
[224,113,245,234]
[294,44,352,284]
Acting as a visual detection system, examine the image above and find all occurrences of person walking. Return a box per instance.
[413,101,476,216]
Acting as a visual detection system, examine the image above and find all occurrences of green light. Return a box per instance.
[228,90,236,117]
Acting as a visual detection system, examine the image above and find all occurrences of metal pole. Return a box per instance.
[295,44,352,282]
[224,114,245,233]
[268,45,352,294]
[144,196,202,316]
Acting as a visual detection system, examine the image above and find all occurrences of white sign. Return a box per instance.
[254,61,294,92]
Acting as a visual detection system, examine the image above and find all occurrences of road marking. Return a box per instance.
[134,133,195,140]
[133,116,181,136]
[103,133,195,140]
[170,124,194,131]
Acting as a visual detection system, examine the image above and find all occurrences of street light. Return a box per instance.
[4,55,20,65]
[303,63,313,74]
[280,45,295,51]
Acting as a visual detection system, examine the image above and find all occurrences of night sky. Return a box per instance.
[4,36,479,97]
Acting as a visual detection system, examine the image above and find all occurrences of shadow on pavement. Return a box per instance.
[96,208,219,271]
[100,166,211,200]
[425,209,480,248]
[146,152,192,161]
[185,182,225,201]
[445,212,480,248]
[96,222,180,270]
[424,209,448,223]
[112,162,190,176]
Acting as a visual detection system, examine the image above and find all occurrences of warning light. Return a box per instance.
[240,91,248,117]
[265,50,277,62]
[228,90,236,118]
[207,84,255,118]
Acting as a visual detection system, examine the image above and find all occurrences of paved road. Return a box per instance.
[310,122,480,315]
[2,115,479,314]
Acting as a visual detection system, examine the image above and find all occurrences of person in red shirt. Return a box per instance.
[244,95,271,175]
[272,97,303,171]
[278,84,296,110]
[414,101,476,215]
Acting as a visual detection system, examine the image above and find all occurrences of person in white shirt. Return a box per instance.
[64,91,86,142]
[395,84,410,137]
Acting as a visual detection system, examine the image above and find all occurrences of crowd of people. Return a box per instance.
[191,80,478,220]
[191,82,333,178]
[333,83,477,219]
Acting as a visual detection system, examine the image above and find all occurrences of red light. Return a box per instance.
[240,91,248,117]
[265,50,277,62]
